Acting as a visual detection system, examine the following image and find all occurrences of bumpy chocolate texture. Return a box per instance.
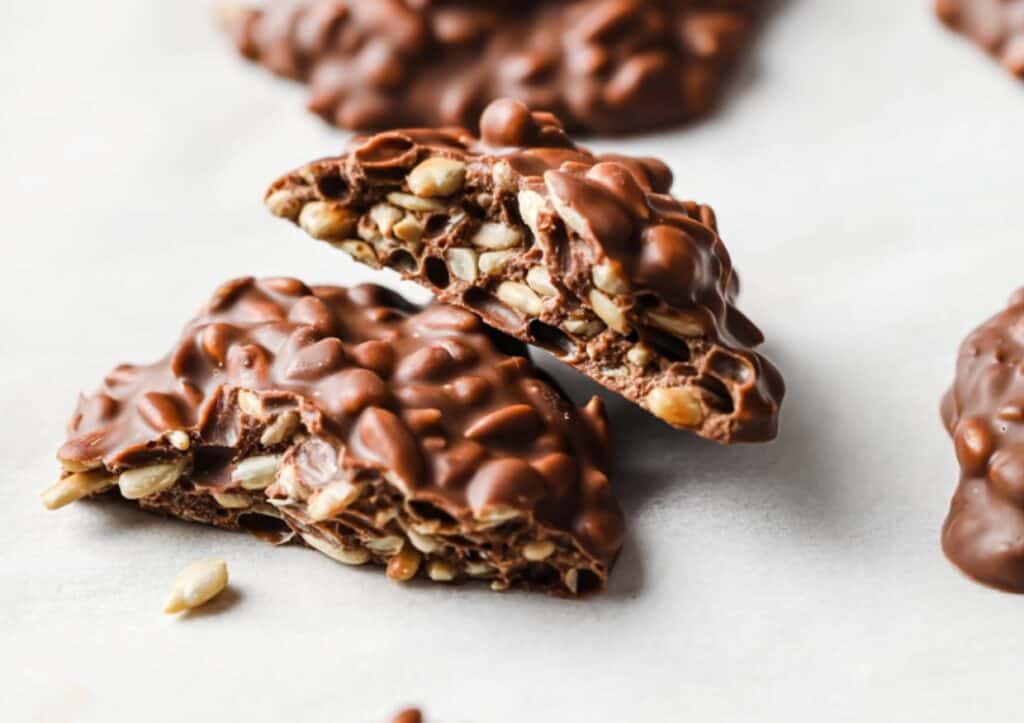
[42,277,624,596]
[220,0,760,134]
[941,289,1024,593]
[266,98,784,443]
[936,0,1024,77]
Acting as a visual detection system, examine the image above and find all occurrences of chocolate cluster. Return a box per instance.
[47,277,624,595]
[267,98,784,443]
[222,0,760,134]
[936,0,1024,77]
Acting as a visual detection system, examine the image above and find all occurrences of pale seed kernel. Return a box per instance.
[119,459,186,500]
[300,533,371,566]
[366,535,405,556]
[406,528,440,554]
[565,568,580,595]
[562,316,606,339]
[368,203,403,236]
[387,191,445,213]
[470,222,523,250]
[237,389,262,417]
[332,240,378,265]
[407,157,467,198]
[212,492,250,509]
[647,386,704,428]
[523,540,555,562]
[168,430,191,451]
[517,190,546,239]
[260,410,300,447]
[163,559,229,614]
[492,161,514,189]
[298,201,358,241]
[232,455,282,491]
[445,247,478,282]
[386,547,422,582]
[391,215,425,244]
[40,470,116,510]
[497,281,543,316]
[427,560,456,582]
[306,480,364,522]
[592,261,630,295]
[478,250,516,277]
[626,344,653,367]
[525,266,558,297]
[59,458,102,473]
[588,289,629,334]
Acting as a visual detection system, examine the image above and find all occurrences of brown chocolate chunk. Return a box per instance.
[42,277,623,596]
[941,288,1024,592]
[266,98,784,443]
[936,0,1024,77]
[219,0,761,135]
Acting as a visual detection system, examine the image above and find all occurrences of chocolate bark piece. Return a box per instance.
[941,289,1024,593]
[936,0,1024,77]
[42,277,623,596]
[266,98,784,443]
[219,0,760,135]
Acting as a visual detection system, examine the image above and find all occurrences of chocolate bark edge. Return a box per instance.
[266,98,784,443]
[218,0,761,135]
[43,277,624,596]
[941,288,1024,593]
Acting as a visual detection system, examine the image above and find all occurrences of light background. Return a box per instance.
[2,2,1023,721]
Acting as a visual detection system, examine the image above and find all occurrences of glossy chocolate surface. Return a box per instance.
[222,0,760,134]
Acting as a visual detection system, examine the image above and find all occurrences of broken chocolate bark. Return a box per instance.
[266,98,784,443]
[941,288,1024,593]
[219,0,761,135]
[43,277,623,596]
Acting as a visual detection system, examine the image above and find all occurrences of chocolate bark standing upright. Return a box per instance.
[43,278,624,596]
[266,98,784,443]
[936,0,1024,77]
[220,0,761,134]
[941,289,1024,592]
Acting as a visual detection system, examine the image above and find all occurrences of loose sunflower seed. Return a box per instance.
[163,559,229,614]
[232,455,282,490]
[119,459,186,500]
[40,470,116,510]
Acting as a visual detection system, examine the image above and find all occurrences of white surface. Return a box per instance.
[2,2,1023,721]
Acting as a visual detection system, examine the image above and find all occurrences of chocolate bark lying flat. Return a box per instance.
[266,99,784,443]
[219,0,760,135]
[43,277,623,596]
[936,0,1024,77]
[941,289,1024,593]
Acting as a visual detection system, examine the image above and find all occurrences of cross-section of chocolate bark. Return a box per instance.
[266,98,784,443]
[936,0,1024,77]
[219,0,761,135]
[941,288,1024,593]
[43,277,623,595]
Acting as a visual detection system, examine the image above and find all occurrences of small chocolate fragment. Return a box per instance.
[390,709,423,723]
[267,98,784,443]
[43,277,623,596]
[936,0,1024,77]
[219,0,761,135]
[941,288,1024,592]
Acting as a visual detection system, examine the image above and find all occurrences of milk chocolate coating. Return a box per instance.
[266,98,784,443]
[936,0,1024,77]
[52,277,623,595]
[942,288,1024,592]
[220,0,760,135]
